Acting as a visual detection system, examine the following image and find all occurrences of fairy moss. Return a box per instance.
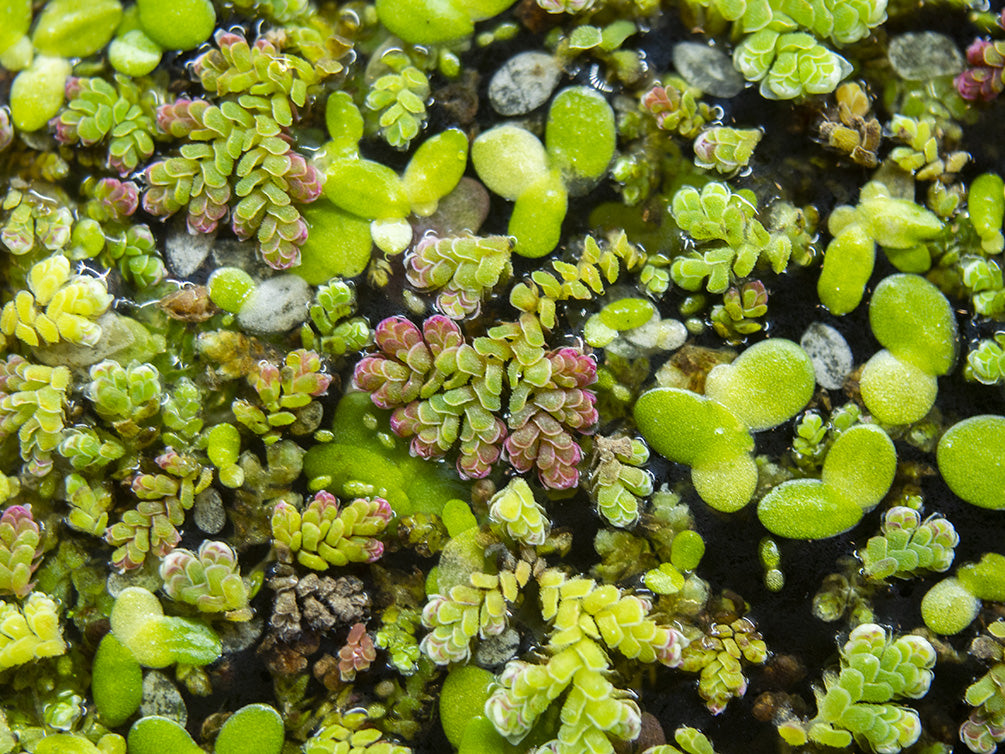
[2,1,1005,753]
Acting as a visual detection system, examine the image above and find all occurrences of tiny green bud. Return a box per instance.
[207,267,256,313]
[136,0,215,51]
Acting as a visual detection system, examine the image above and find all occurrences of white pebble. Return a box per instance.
[237,274,312,333]
[489,52,562,116]
[673,42,745,98]
[800,322,853,391]
[888,32,963,81]
[165,222,214,277]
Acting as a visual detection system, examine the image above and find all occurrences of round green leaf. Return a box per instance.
[215,704,284,754]
[937,415,1005,510]
[441,665,495,747]
[0,0,31,56]
[820,424,896,511]
[296,200,373,283]
[403,128,470,211]
[509,172,567,259]
[704,338,815,431]
[472,125,549,202]
[921,577,979,635]
[817,224,875,316]
[634,388,754,468]
[32,0,122,57]
[374,0,474,45]
[860,349,937,426]
[137,0,214,51]
[757,479,864,540]
[324,158,410,220]
[545,86,616,194]
[108,29,162,77]
[127,717,201,754]
[868,273,957,375]
[10,56,72,132]
[92,634,142,727]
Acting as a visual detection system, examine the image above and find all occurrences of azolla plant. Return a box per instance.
[5,0,1005,753]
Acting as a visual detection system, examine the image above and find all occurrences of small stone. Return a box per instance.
[888,33,964,81]
[413,177,491,237]
[672,42,744,98]
[800,322,852,391]
[141,670,187,725]
[165,221,214,277]
[218,617,265,654]
[474,627,520,668]
[237,274,312,333]
[193,488,226,534]
[488,52,561,116]
[106,564,162,598]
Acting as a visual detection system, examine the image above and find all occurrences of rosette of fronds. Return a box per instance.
[338,622,377,681]
[859,506,958,581]
[105,451,213,570]
[509,232,648,330]
[84,360,162,436]
[1,254,112,348]
[967,333,1005,385]
[58,427,124,472]
[488,478,551,546]
[960,622,1005,754]
[160,540,252,620]
[376,606,422,675]
[670,182,791,293]
[504,347,599,490]
[774,0,887,46]
[710,280,769,343]
[63,473,113,538]
[161,377,204,448]
[303,711,412,754]
[956,38,1005,102]
[961,663,1005,754]
[485,568,687,753]
[776,624,936,753]
[82,177,139,223]
[364,48,431,149]
[693,127,762,175]
[0,505,42,598]
[0,356,71,476]
[0,593,65,671]
[144,97,323,268]
[641,78,717,140]
[194,30,337,120]
[959,256,1005,318]
[271,492,392,570]
[888,115,969,183]
[301,279,373,357]
[232,349,331,444]
[421,567,528,665]
[685,0,773,32]
[734,30,853,100]
[0,188,74,256]
[103,224,165,288]
[679,617,768,714]
[354,315,507,479]
[52,75,158,175]
[588,435,653,528]
[356,314,598,487]
[536,0,595,13]
[405,234,513,319]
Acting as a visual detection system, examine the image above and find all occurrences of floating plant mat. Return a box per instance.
[5,1,1005,753]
